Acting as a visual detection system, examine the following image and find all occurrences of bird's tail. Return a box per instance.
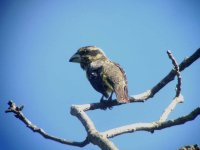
[115,86,129,103]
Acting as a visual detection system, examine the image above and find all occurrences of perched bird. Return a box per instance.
[69,46,129,104]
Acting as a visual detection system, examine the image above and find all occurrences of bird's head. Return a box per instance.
[69,46,107,70]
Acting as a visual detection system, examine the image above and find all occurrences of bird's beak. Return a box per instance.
[69,53,81,63]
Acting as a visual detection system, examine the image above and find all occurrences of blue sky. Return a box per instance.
[0,0,200,150]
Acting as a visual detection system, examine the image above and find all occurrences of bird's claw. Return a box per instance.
[100,99,113,110]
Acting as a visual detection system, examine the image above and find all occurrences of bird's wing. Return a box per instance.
[104,61,129,103]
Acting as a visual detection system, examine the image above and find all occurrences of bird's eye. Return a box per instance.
[80,50,88,55]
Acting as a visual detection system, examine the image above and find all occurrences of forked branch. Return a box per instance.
[159,50,183,122]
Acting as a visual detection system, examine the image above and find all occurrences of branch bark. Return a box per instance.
[102,107,200,138]
[71,105,118,150]
[159,50,183,122]
[5,101,89,147]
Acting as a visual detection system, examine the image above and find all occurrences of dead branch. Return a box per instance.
[71,105,118,150]
[159,95,184,122]
[167,50,182,97]
[5,101,89,147]
[159,50,183,122]
[102,107,200,138]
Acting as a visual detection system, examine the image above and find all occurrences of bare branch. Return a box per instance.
[102,107,200,138]
[6,101,118,150]
[71,105,118,150]
[159,95,184,122]
[71,105,97,132]
[144,48,199,100]
[5,101,89,147]
[167,50,182,97]
[159,50,183,122]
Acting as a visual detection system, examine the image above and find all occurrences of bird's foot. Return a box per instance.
[106,100,113,110]
[100,99,113,110]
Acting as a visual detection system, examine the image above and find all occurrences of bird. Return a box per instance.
[69,46,129,104]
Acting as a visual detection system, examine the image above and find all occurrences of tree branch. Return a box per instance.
[167,50,182,97]
[159,95,184,122]
[143,48,199,100]
[159,50,183,122]
[71,105,118,150]
[5,100,118,150]
[102,107,200,138]
[5,101,89,147]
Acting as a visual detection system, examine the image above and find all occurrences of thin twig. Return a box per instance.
[145,48,199,100]
[5,101,89,147]
[167,50,182,97]
[102,107,200,138]
[159,50,183,122]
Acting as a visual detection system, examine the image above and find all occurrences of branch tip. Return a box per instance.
[166,50,182,97]
[167,50,172,54]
